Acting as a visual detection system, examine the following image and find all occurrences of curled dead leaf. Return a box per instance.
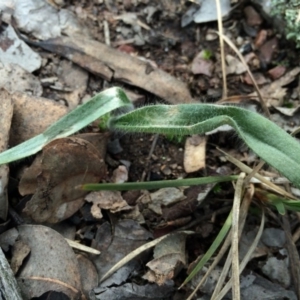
[23,137,106,223]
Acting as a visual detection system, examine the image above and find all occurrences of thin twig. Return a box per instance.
[217,147,296,199]
[231,173,245,300]
[216,0,227,98]
[214,210,265,300]
[187,183,253,300]
[214,32,270,118]
[141,133,159,181]
[212,176,249,299]
[244,160,265,187]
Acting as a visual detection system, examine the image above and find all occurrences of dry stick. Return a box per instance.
[214,210,265,300]
[244,160,265,187]
[177,206,231,231]
[187,183,254,300]
[231,173,245,300]
[231,173,246,300]
[211,177,250,299]
[214,31,271,188]
[140,133,159,181]
[217,147,296,199]
[215,32,270,119]
[216,0,227,98]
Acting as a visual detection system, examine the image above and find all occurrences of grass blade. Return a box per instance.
[181,209,232,286]
[81,175,238,191]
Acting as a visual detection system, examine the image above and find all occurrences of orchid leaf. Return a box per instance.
[109,104,300,188]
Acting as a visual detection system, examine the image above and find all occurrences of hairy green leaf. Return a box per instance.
[109,104,300,187]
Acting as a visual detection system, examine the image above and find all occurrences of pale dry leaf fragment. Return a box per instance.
[10,91,68,146]
[261,253,291,288]
[0,89,13,221]
[273,105,300,117]
[58,9,91,37]
[226,54,247,75]
[23,137,106,223]
[18,154,43,196]
[184,135,207,173]
[121,205,145,224]
[148,188,186,215]
[150,188,186,207]
[143,233,187,285]
[85,190,132,219]
[0,25,41,72]
[93,219,153,283]
[243,72,268,85]
[249,67,300,106]
[112,165,128,183]
[0,63,42,96]
[191,50,214,76]
[10,240,31,275]
[15,225,82,299]
[19,133,109,222]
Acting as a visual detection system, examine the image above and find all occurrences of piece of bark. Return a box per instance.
[0,247,23,300]
[30,36,194,104]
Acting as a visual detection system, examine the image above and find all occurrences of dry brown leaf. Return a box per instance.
[77,254,98,298]
[93,220,153,284]
[33,36,194,104]
[249,67,300,106]
[143,233,187,285]
[23,137,106,223]
[15,225,83,299]
[191,51,214,76]
[85,191,132,219]
[226,55,247,75]
[19,154,43,196]
[10,240,31,275]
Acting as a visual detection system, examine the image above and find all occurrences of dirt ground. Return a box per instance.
[1,0,300,299]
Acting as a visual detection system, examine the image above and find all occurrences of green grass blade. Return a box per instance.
[82,175,238,191]
[181,210,232,286]
[109,104,300,188]
[0,87,132,165]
